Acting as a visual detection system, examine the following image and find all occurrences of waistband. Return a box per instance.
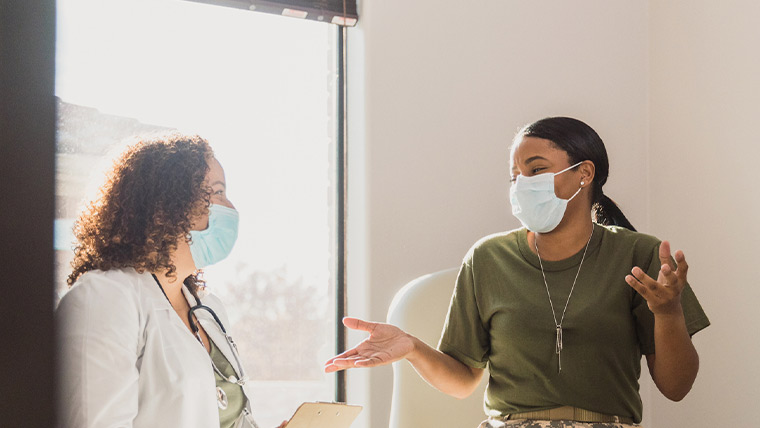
[503,406,634,424]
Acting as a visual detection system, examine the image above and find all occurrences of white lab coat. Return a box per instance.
[57,268,258,428]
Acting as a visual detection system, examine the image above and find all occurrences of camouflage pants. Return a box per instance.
[478,419,640,428]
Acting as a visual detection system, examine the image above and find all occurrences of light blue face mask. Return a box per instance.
[509,161,584,233]
[189,204,239,269]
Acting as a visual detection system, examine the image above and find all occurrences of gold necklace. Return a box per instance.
[534,227,594,373]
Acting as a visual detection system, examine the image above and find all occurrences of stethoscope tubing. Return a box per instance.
[151,274,247,385]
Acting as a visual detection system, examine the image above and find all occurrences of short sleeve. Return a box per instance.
[633,243,711,355]
[437,259,490,369]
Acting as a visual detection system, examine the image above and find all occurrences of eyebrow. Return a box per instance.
[210,180,226,188]
[524,155,548,164]
[511,155,549,173]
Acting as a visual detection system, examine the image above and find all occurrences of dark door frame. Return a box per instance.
[0,0,57,426]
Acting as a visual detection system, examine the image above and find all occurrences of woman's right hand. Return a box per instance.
[324,317,415,373]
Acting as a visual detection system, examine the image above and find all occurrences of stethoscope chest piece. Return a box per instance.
[217,386,228,410]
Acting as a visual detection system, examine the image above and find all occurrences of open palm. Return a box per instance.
[324,317,414,373]
[626,240,689,315]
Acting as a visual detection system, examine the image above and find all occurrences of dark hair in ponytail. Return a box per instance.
[517,117,637,231]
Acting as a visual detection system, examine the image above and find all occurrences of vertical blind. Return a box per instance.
[186,0,358,26]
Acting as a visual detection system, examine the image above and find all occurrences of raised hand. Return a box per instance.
[324,317,415,373]
[625,240,689,316]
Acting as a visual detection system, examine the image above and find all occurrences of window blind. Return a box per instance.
[186,0,357,26]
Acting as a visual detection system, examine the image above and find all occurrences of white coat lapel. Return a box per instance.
[181,286,256,415]
[185,291,243,381]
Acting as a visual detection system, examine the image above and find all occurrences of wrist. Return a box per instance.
[653,305,688,329]
[406,334,425,363]
[652,301,685,318]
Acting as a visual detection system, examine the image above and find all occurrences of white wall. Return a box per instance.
[347,1,759,427]
[347,1,650,427]
[647,1,760,426]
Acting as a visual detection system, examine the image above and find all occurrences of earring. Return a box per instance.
[580,181,585,186]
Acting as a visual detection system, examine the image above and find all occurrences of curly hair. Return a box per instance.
[68,133,214,292]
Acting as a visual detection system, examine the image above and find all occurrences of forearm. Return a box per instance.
[406,336,484,399]
[650,306,699,401]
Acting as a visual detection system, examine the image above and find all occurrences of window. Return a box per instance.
[55,1,340,425]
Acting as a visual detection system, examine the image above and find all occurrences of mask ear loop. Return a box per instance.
[555,160,584,176]
[565,185,583,202]
[559,162,586,202]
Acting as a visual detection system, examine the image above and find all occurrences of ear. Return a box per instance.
[579,160,595,187]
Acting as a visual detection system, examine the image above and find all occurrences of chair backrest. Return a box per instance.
[386,268,488,428]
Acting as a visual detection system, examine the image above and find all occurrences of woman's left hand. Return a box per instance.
[276,420,288,428]
[626,240,688,316]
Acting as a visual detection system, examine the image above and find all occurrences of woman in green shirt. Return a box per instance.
[324,117,709,427]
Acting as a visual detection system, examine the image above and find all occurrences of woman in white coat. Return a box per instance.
[57,134,286,428]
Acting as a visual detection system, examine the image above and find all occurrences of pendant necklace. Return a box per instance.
[534,226,594,373]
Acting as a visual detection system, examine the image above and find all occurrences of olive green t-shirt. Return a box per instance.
[437,224,710,423]
[210,339,246,428]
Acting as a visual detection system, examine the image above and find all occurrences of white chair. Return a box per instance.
[387,268,489,428]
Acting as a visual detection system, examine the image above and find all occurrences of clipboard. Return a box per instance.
[286,402,362,428]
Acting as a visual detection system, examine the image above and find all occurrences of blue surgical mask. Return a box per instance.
[189,204,239,269]
[509,161,583,233]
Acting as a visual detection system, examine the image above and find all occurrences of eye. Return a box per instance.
[531,167,545,174]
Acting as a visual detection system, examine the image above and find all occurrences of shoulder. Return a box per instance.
[468,228,522,255]
[77,268,146,285]
[460,228,524,267]
[57,269,151,341]
[63,267,142,294]
[596,224,663,267]
[597,224,660,249]
[58,268,150,314]
[470,228,523,253]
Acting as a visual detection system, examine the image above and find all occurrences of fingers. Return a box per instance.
[633,267,657,289]
[324,355,381,373]
[324,348,358,366]
[626,263,686,317]
[324,356,354,373]
[627,242,690,316]
[658,240,689,286]
[625,267,658,302]
[324,345,380,373]
[659,263,679,288]
[625,272,646,297]
[674,249,689,284]
[658,241,675,270]
[325,317,380,373]
[626,267,657,297]
[324,360,350,373]
[342,317,377,333]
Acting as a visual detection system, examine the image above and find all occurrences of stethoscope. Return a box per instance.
[151,274,257,425]
[187,303,249,407]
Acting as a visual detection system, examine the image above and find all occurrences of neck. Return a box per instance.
[529,217,594,261]
[153,239,196,302]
